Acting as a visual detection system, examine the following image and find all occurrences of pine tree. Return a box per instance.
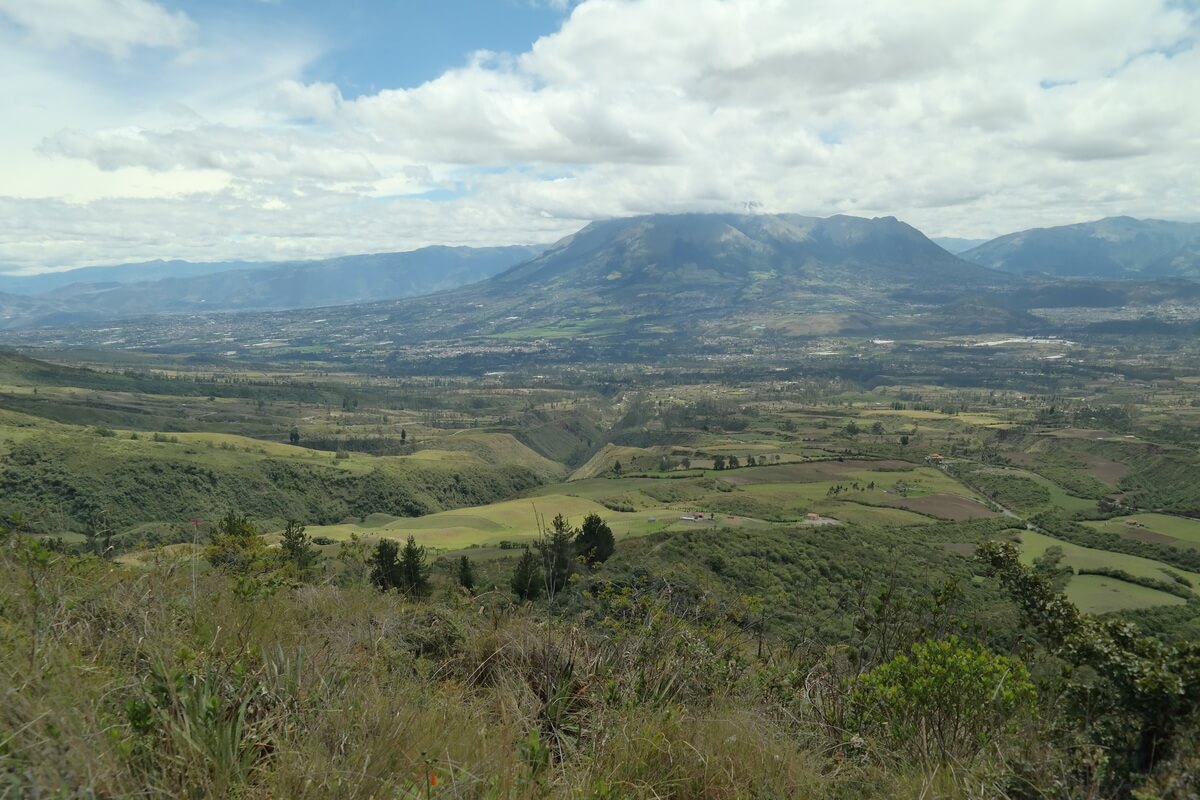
[575,512,615,566]
[369,539,401,591]
[539,513,577,598]
[279,519,318,576]
[398,535,430,598]
[457,555,476,591]
[511,547,543,601]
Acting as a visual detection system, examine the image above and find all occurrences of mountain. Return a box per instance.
[474,212,1006,313]
[0,259,268,294]
[932,237,989,254]
[0,245,542,329]
[279,213,1019,343]
[961,217,1200,279]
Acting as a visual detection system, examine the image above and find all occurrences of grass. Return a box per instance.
[1017,530,1200,607]
[293,493,758,550]
[1,537,1036,799]
[0,415,546,535]
[1085,514,1200,547]
[569,444,658,480]
[544,461,992,527]
[1063,574,1187,614]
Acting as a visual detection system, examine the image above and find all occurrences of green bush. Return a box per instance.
[849,636,1034,763]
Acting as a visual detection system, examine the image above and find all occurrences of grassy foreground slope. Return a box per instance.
[4,514,1200,798]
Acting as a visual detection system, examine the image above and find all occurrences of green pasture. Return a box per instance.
[542,460,986,525]
[1063,574,1187,614]
[1018,530,1200,596]
[1085,514,1200,548]
[294,493,757,550]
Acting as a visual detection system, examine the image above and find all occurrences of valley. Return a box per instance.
[6,212,1200,797]
[7,332,1200,623]
[6,2,1200,794]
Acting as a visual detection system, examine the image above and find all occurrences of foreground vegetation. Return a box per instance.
[5,341,1200,796]
[3,516,1199,799]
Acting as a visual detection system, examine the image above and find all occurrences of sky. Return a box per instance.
[1,0,1198,273]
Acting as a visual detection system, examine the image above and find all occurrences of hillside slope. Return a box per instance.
[961,217,1200,279]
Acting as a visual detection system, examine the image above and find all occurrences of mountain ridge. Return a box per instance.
[961,216,1200,279]
[0,245,543,329]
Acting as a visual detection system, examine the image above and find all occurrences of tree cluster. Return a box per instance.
[511,512,616,602]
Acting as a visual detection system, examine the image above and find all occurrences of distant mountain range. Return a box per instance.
[960,217,1200,279]
[0,246,542,329]
[2,213,1198,334]
[0,259,271,294]
[257,212,1024,343]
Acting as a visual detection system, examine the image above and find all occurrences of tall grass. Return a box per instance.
[0,531,1163,799]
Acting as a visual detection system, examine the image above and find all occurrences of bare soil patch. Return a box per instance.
[1125,528,1180,546]
[868,492,998,520]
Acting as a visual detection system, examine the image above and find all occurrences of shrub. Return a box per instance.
[849,636,1034,764]
[205,512,268,574]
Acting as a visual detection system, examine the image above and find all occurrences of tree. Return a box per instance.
[681,457,691,470]
[369,539,402,591]
[844,421,860,438]
[870,421,885,438]
[511,547,543,601]
[900,434,910,446]
[540,514,577,598]
[713,454,727,470]
[612,459,622,475]
[289,426,300,445]
[400,428,407,443]
[977,540,1200,778]
[457,555,476,591]
[279,519,318,576]
[728,455,740,468]
[398,535,430,598]
[206,511,266,573]
[575,513,615,566]
[336,532,370,586]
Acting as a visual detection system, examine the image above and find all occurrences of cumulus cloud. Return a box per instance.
[1,0,1198,270]
[41,126,382,182]
[0,0,193,57]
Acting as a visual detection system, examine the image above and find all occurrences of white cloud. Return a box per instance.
[0,0,1198,271]
[0,0,194,57]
